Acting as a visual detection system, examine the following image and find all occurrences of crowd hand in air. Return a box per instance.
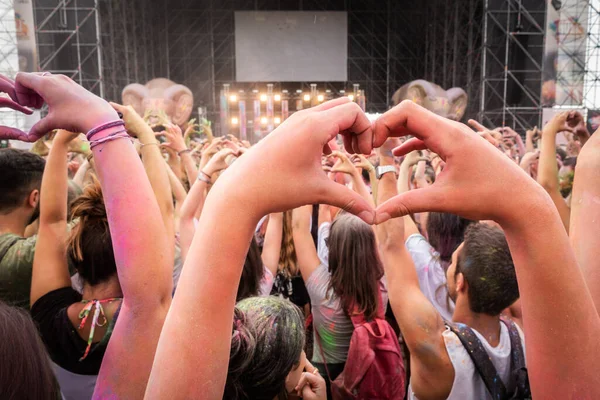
[160,123,188,153]
[519,150,540,173]
[202,148,238,177]
[109,102,152,140]
[330,150,358,175]
[467,119,504,149]
[351,153,375,172]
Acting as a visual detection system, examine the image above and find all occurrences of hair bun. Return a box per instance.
[70,178,106,220]
[224,308,257,399]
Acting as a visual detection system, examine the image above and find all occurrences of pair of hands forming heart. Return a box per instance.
[211,96,549,228]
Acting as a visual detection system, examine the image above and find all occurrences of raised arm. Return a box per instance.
[570,129,600,312]
[375,100,600,399]
[30,130,78,306]
[292,205,321,282]
[162,123,198,183]
[330,150,375,208]
[178,148,236,262]
[261,212,283,277]
[146,98,375,399]
[538,112,574,230]
[351,153,378,203]
[11,73,172,398]
[111,102,175,245]
[375,150,452,399]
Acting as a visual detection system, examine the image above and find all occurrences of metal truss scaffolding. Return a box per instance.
[424,0,484,120]
[480,0,547,133]
[0,0,23,130]
[97,0,428,134]
[33,0,103,96]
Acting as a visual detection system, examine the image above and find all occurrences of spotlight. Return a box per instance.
[231,117,239,125]
[229,94,237,102]
[274,117,281,125]
[274,94,281,101]
[261,117,268,125]
[348,94,355,101]
[317,94,324,102]
[260,94,267,102]
[303,94,311,102]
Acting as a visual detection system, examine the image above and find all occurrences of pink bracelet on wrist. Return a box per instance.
[86,120,125,140]
[89,130,131,150]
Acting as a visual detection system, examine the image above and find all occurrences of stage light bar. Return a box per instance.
[261,117,268,125]
[260,94,268,102]
[274,94,281,101]
[229,94,237,102]
[274,117,281,125]
[303,94,311,101]
[317,94,324,102]
[347,94,355,101]
[231,117,239,125]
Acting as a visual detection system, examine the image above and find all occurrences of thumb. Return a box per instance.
[316,177,375,224]
[29,115,56,143]
[109,101,125,112]
[375,186,442,224]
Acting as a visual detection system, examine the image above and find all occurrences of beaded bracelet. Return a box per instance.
[86,120,125,141]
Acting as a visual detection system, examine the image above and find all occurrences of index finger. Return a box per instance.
[373,101,452,153]
[319,102,373,155]
[467,118,488,132]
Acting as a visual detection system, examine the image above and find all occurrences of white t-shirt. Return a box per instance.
[405,233,455,321]
[317,222,331,266]
[408,322,526,400]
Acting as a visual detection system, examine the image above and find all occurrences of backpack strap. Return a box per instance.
[314,327,334,382]
[446,322,508,400]
[0,236,22,264]
[500,317,531,398]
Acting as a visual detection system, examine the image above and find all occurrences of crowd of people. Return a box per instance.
[0,71,598,400]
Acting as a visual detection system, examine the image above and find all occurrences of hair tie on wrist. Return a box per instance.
[86,120,125,140]
[89,130,131,150]
[197,171,211,184]
[140,141,159,148]
[177,148,191,156]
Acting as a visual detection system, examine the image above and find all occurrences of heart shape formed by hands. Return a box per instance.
[371,101,549,225]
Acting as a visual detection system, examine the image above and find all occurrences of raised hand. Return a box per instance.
[0,74,37,141]
[110,102,151,138]
[373,101,547,224]
[12,72,118,142]
[544,111,582,136]
[351,154,375,172]
[161,123,188,153]
[202,148,237,176]
[330,150,357,175]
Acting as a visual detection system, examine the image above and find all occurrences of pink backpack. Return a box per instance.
[318,292,406,399]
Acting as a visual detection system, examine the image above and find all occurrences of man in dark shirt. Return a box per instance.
[0,148,45,308]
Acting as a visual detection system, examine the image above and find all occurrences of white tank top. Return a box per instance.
[408,321,526,400]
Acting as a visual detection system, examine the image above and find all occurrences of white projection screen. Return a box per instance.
[235,11,348,82]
